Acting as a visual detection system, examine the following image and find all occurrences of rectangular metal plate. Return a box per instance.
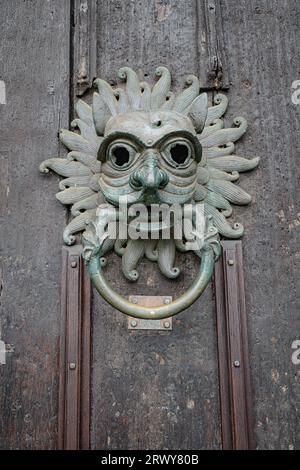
[128,295,172,331]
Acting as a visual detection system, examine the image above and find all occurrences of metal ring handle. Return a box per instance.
[87,247,215,320]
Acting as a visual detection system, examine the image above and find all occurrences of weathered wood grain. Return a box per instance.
[220,0,300,449]
[73,0,97,97]
[96,0,201,88]
[0,0,70,449]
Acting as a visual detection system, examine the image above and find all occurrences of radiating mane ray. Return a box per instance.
[207,179,251,205]
[151,66,171,109]
[161,91,175,110]
[207,156,260,172]
[114,87,130,113]
[59,176,91,190]
[205,94,228,125]
[118,67,141,110]
[68,151,100,171]
[173,75,200,112]
[204,204,244,238]
[56,186,95,205]
[75,100,93,126]
[139,82,151,110]
[92,92,111,135]
[207,167,239,182]
[94,78,119,116]
[202,143,235,158]
[200,119,224,138]
[204,191,233,217]
[71,194,99,216]
[39,158,91,177]
[200,117,247,148]
[63,209,96,245]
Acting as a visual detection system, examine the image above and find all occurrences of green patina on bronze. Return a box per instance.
[40,66,259,319]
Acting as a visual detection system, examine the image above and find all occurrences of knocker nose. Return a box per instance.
[130,153,169,191]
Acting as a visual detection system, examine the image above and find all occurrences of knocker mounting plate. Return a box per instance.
[127,296,173,330]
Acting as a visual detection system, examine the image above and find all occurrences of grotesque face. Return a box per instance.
[40,66,259,287]
[98,110,202,206]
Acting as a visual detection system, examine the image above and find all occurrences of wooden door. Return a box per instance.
[1,0,300,451]
[85,0,226,450]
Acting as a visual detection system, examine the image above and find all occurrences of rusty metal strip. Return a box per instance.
[214,240,255,450]
[58,245,91,450]
[73,0,97,96]
[196,0,229,90]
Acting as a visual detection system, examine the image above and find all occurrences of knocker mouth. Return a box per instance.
[127,205,175,237]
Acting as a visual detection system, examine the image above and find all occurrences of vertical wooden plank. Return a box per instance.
[214,240,255,449]
[58,246,91,450]
[73,0,97,97]
[89,0,222,450]
[196,0,229,89]
[0,0,70,449]
[220,0,300,449]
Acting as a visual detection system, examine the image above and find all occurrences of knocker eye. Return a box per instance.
[107,142,138,170]
[162,140,194,168]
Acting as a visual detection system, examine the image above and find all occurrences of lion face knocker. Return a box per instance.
[40,67,259,319]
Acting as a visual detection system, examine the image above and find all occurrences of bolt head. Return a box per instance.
[69,362,76,370]
[228,259,234,266]
[234,360,240,368]
[164,298,171,305]
[131,320,137,328]
[132,297,138,304]
[71,261,77,268]
[163,321,170,329]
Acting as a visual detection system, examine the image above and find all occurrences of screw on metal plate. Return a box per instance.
[234,360,241,368]
[128,296,173,331]
[69,362,76,370]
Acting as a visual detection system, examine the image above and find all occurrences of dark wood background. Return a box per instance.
[0,0,299,450]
